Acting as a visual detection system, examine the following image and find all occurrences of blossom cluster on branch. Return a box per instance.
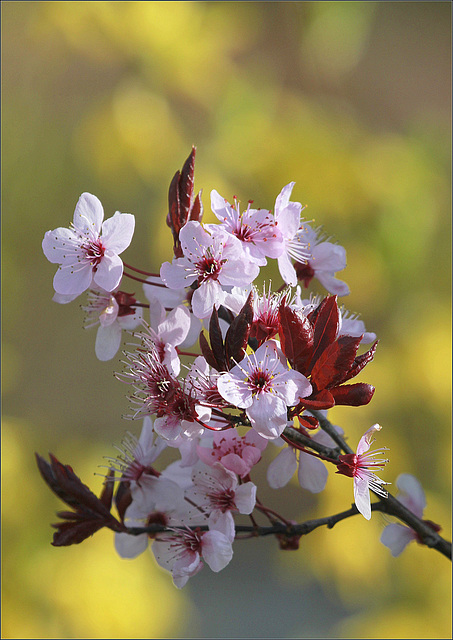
[39,147,451,588]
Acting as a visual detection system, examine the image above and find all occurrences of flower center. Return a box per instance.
[82,238,105,268]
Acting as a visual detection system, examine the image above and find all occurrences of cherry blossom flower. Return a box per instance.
[114,473,202,560]
[210,190,283,265]
[160,221,259,319]
[119,342,211,440]
[152,526,233,588]
[143,276,202,349]
[294,223,349,296]
[185,462,257,541]
[136,303,192,376]
[83,289,143,361]
[336,424,389,520]
[197,427,267,478]
[104,416,167,485]
[273,182,311,286]
[217,340,312,439]
[42,192,135,297]
[380,474,440,556]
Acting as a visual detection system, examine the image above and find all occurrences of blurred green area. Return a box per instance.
[2,2,451,638]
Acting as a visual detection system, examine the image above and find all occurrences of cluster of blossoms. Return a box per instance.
[39,148,447,587]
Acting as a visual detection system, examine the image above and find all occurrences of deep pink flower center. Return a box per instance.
[248,369,271,393]
[82,239,105,267]
[208,488,236,513]
[196,255,222,283]
[183,529,203,553]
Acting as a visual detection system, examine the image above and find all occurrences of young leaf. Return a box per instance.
[310,334,362,391]
[199,330,219,370]
[339,340,379,384]
[225,292,254,369]
[278,302,314,373]
[309,296,340,372]
[209,307,227,371]
[330,383,375,406]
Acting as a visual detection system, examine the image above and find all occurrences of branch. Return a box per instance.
[284,410,452,560]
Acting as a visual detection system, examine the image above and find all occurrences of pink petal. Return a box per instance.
[53,261,93,296]
[354,476,372,520]
[380,523,416,557]
[201,530,233,572]
[267,447,297,488]
[93,252,123,292]
[101,212,135,254]
[73,192,104,234]
[95,323,122,361]
[298,451,328,493]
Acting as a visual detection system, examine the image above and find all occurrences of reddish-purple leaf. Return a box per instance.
[52,519,106,547]
[199,331,219,370]
[225,292,254,369]
[278,302,314,373]
[179,146,196,227]
[36,453,125,547]
[298,389,335,410]
[189,191,203,223]
[330,383,375,406]
[99,470,115,511]
[339,340,379,384]
[310,335,362,391]
[114,481,133,524]
[309,296,340,372]
[297,415,319,430]
[209,307,227,371]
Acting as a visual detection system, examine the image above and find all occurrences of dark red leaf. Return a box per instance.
[209,307,227,371]
[299,389,335,410]
[225,292,254,369]
[278,302,314,373]
[114,481,133,524]
[52,519,106,547]
[309,296,339,372]
[189,191,203,223]
[36,453,125,547]
[330,383,375,406]
[179,146,196,227]
[339,340,379,384]
[99,470,115,511]
[297,415,319,430]
[310,334,362,391]
[199,331,219,370]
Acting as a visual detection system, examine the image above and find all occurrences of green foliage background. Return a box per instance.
[2,2,451,638]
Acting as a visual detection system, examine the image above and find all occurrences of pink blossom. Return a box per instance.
[82,289,143,361]
[104,416,167,485]
[42,193,135,297]
[197,427,267,478]
[185,462,256,541]
[217,340,312,439]
[136,303,192,376]
[152,526,233,588]
[273,182,311,286]
[143,276,202,349]
[380,474,440,557]
[210,190,284,265]
[160,221,259,319]
[114,472,202,560]
[295,224,349,296]
[336,424,389,520]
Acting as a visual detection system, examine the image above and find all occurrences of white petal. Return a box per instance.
[267,448,297,488]
[93,252,123,292]
[53,262,93,296]
[297,451,328,493]
[201,530,233,572]
[73,192,104,234]
[354,476,372,520]
[95,322,122,360]
[396,473,426,518]
[114,532,148,559]
[101,212,135,254]
[233,482,257,514]
[380,523,415,557]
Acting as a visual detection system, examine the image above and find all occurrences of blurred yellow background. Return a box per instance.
[2,2,451,638]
